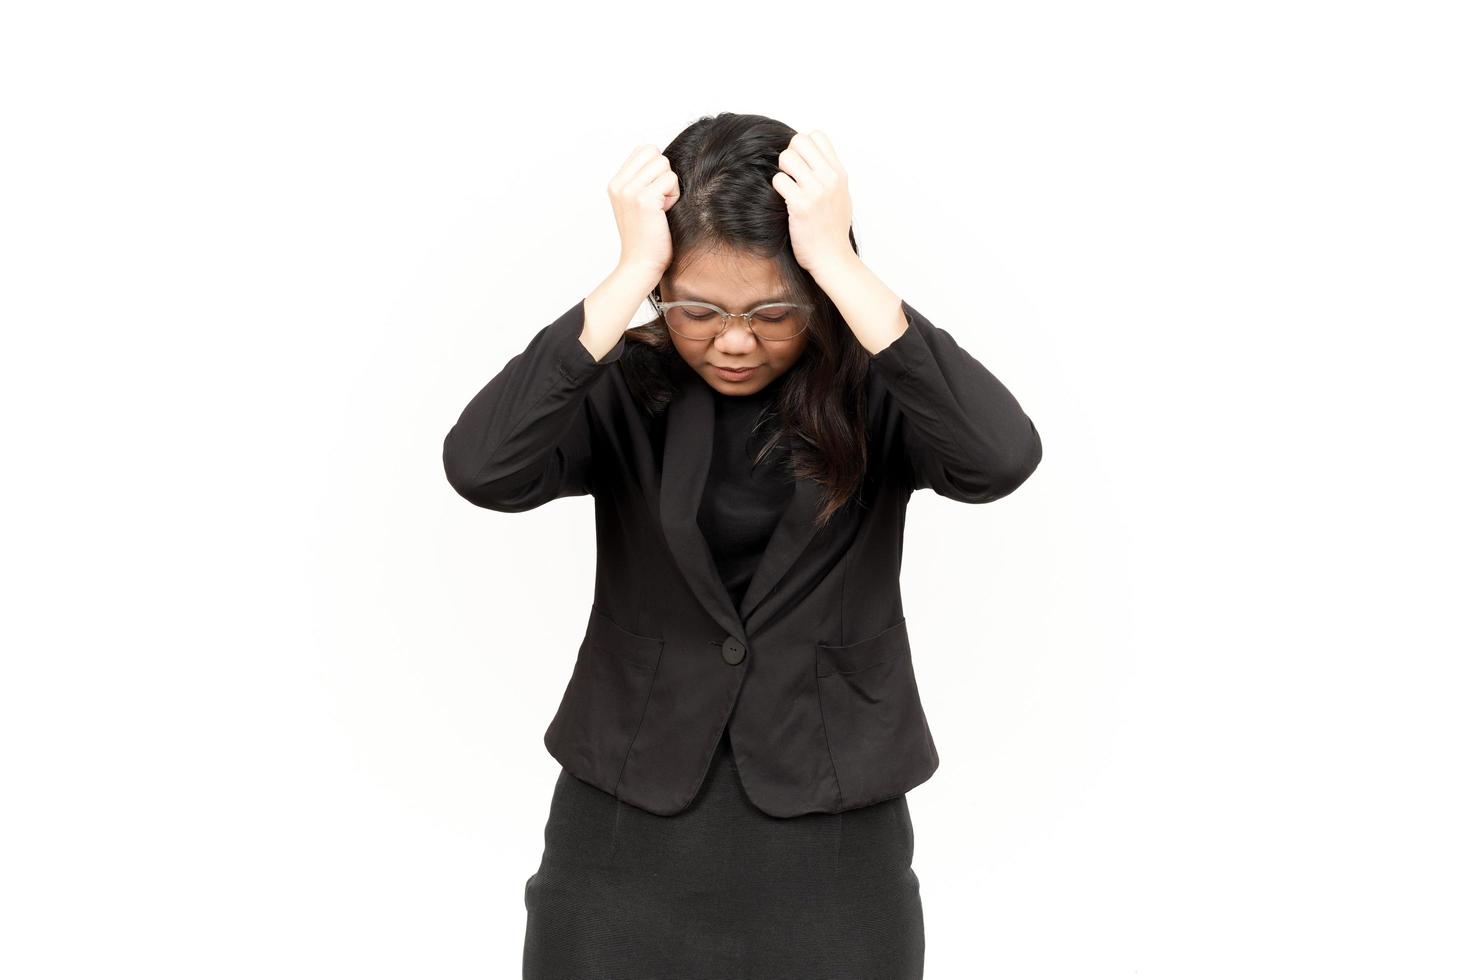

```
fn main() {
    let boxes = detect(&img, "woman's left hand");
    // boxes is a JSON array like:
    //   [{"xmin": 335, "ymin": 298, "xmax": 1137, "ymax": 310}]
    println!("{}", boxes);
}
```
[{"xmin": 772, "ymin": 131, "xmax": 858, "ymax": 276}]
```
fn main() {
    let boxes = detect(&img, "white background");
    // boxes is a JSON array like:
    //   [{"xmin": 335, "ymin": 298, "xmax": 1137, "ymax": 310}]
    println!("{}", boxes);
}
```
[{"xmin": 4, "ymin": 1, "xmax": 1466, "ymax": 977}]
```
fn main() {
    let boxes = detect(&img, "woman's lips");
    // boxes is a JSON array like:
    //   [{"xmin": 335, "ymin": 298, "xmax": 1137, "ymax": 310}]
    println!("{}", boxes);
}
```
[{"xmin": 714, "ymin": 365, "xmax": 757, "ymax": 380}]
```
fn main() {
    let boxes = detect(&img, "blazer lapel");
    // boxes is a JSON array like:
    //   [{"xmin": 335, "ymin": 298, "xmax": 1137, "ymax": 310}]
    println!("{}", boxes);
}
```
[
  {"xmin": 658, "ymin": 364, "xmax": 824, "ymax": 641},
  {"xmin": 737, "ymin": 462, "xmax": 822, "ymax": 631}
]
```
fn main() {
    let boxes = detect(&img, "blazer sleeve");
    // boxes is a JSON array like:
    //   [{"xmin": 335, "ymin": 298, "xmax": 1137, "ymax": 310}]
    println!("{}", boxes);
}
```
[
  {"xmin": 443, "ymin": 297, "xmax": 627, "ymax": 512},
  {"xmin": 867, "ymin": 299, "xmax": 1043, "ymax": 503}
]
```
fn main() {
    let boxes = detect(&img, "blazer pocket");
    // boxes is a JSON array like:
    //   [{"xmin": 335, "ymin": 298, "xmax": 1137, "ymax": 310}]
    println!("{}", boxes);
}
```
[
  {"xmin": 815, "ymin": 617, "xmax": 939, "ymax": 807},
  {"xmin": 542, "ymin": 606, "xmax": 665, "ymax": 792},
  {"xmin": 585, "ymin": 605, "xmax": 664, "ymax": 671},
  {"xmin": 815, "ymin": 617, "xmax": 910, "ymax": 677}
]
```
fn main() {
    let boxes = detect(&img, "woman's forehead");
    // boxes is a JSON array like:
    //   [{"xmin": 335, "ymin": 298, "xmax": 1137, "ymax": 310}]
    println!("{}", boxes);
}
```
[{"xmin": 669, "ymin": 251, "xmax": 785, "ymax": 304}]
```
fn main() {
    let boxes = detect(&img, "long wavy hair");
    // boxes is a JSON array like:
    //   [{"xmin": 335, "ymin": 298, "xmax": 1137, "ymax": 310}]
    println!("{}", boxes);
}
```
[{"xmin": 619, "ymin": 112, "xmax": 873, "ymax": 529}]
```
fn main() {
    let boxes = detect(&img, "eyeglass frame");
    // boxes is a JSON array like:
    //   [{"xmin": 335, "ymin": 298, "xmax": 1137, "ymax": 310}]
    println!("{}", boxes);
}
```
[{"xmin": 648, "ymin": 291, "xmax": 814, "ymax": 342}]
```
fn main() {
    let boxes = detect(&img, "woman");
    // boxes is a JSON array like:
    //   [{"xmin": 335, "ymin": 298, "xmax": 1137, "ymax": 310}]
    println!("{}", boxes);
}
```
[{"xmin": 442, "ymin": 113, "xmax": 1043, "ymax": 979}]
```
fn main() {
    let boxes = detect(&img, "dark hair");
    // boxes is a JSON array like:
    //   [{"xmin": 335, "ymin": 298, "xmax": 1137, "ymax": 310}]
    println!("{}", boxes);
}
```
[{"xmin": 619, "ymin": 112, "xmax": 871, "ymax": 529}]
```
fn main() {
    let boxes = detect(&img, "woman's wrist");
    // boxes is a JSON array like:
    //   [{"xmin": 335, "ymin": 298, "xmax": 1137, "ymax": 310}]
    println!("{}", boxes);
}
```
[
  {"xmin": 581, "ymin": 263, "xmax": 662, "ymax": 360},
  {"xmin": 612, "ymin": 259, "xmax": 665, "ymax": 294}
]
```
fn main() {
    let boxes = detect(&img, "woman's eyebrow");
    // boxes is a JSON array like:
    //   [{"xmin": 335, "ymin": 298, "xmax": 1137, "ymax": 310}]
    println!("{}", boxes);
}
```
[{"xmin": 673, "ymin": 293, "xmax": 794, "ymax": 306}]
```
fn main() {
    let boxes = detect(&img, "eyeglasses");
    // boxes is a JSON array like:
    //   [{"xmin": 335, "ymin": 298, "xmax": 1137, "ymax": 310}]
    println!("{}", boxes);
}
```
[{"xmin": 649, "ymin": 292, "xmax": 813, "ymax": 342}]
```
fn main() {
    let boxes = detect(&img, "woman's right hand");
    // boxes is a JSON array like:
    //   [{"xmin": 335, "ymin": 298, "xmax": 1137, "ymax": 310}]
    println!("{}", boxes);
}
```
[{"xmin": 608, "ymin": 145, "xmax": 680, "ymax": 286}]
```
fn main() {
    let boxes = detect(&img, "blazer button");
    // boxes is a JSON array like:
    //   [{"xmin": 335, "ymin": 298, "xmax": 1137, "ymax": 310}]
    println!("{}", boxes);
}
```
[{"xmin": 720, "ymin": 635, "xmax": 746, "ymax": 665}]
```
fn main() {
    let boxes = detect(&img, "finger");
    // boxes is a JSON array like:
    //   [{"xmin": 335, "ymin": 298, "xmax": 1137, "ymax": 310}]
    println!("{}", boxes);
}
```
[
  {"xmin": 629, "ymin": 152, "xmax": 673, "ymax": 193},
  {"xmin": 807, "ymin": 131, "xmax": 845, "ymax": 176},
  {"xmin": 789, "ymin": 133, "xmax": 839, "ymax": 185},
  {"xmin": 611, "ymin": 144, "xmax": 663, "ymax": 189},
  {"xmin": 652, "ymin": 169, "xmax": 680, "ymax": 208},
  {"xmin": 771, "ymin": 170, "xmax": 797, "ymax": 200},
  {"xmin": 777, "ymin": 145, "xmax": 819, "ymax": 189}
]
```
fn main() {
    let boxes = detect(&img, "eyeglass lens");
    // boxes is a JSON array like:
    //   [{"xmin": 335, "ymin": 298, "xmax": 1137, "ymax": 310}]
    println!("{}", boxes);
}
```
[{"xmin": 663, "ymin": 304, "xmax": 806, "ymax": 341}]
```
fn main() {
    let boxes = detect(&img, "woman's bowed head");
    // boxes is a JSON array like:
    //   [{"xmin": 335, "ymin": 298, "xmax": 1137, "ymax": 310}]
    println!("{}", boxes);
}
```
[
  {"xmin": 584, "ymin": 112, "xmax": 959, "ymax": 524},
  {"xmin": 599, "ymin": 116, "xmax": 909, "ymax": 398}
]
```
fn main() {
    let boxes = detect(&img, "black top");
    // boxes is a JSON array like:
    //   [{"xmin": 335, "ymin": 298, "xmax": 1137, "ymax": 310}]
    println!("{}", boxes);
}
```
[{"xmin": 696, "ymin": 375, "xmax": 794, "ymax": 613}]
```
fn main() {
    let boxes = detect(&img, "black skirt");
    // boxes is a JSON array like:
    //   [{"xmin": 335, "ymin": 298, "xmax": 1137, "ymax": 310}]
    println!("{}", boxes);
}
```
[{"xmin": 522, "ymin": 726, "xmax": 925, "ymax": 979}]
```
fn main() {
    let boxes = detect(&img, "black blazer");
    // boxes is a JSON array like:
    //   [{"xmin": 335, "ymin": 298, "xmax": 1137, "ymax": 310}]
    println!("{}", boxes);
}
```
[{"xmin": 443, "ymin": 296, "xmax": 1042, "ymax": 817}]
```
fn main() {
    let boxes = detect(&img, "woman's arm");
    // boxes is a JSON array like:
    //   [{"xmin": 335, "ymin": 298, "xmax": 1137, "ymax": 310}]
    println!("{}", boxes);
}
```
[
  {"xmin": 441, "ymin": 263, "xmax": 655, "ymax": 511},
  {"xmin": 810, "ymin": 251, "xmax": 1042, "ymax": 502},
  {"xmin": 441, "ymin": 297, "xmax": 617, "ymax": 511},
  {"xmin": 771, "ymin": 132, "xmax": 1042, "ymax": 503},
  {"xmin": 868, "ymin": 298, "xmax": 1044, "ymax": 503},
  {"xmin": 445, "ymin": 142, "xmax": 679, "ymax": 511}
]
